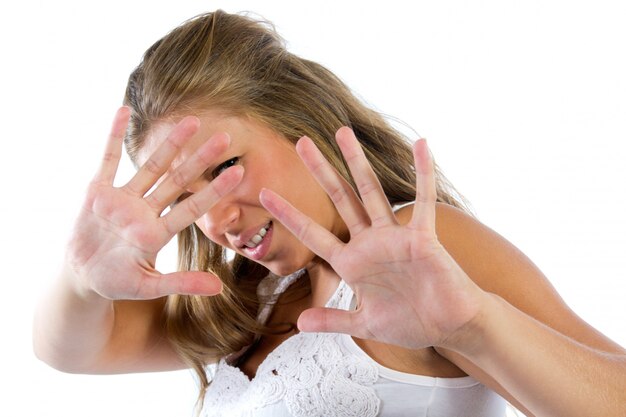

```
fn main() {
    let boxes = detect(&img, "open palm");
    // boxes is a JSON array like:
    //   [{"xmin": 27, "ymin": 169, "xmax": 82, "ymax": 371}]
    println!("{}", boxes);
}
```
[
  {"xmin": 67, "ymin": 108, "xmax": 241, "ymax": 300},
  {"xmin": 260, "ymin": 127, "xmax": 486, "ymax": 350}
]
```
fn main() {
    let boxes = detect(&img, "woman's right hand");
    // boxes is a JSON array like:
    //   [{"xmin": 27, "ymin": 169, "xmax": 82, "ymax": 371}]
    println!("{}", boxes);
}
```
[{"xmin": 66, "ymin": 107, "xmax": 243, "ymax": 301}]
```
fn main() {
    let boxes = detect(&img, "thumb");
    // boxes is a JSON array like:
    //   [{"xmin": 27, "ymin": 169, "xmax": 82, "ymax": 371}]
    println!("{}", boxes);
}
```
[
  {"xmin": 149, "ymin": 271, "xmax": 223, "ymax": 298},
  {"xmin": 297, "ymin": 307, "xmax": 358, "ymax": 336}
]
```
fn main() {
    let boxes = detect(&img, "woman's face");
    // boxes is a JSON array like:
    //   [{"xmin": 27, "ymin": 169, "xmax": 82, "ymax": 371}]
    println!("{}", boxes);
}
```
[{"xmin": 138, "ymin": 112, "xmax": 346, "ymax": 276}]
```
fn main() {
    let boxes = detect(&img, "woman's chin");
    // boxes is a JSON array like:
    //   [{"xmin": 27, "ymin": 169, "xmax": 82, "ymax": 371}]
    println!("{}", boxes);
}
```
[
  {"xmin": 257, "ymin": 249, "xmax": 317, "ymax": 277},
  {"xmin": 266, "ymin": 264, "xmax": 305, "ymax": 277},
  {"xmin": 262, "ymin": 256, "xmax": 311, "ymax": 277}
]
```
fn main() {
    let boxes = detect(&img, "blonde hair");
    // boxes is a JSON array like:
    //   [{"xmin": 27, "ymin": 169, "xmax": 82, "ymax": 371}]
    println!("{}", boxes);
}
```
[{"xmin": 123, "ymin": 9, "xmax": 470, "ymax": 403}]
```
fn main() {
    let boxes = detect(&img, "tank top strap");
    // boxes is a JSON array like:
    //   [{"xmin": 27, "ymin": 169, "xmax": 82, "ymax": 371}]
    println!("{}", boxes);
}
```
[
  {"xmin": 324, "ymin": 280, "xmax": 355, "ymax": 311},
  {"xmin": 226, "ymin": 268, "xmax": 306, "ymax": 365},
  {"xmin": 256, "ymin": 268, "xmax": 306, "ymax": 324}
]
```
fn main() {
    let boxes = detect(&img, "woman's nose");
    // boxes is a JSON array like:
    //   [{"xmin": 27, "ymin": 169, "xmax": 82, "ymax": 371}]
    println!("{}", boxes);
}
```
[{"xmin": 200, "ymin": 200, "xmax": 240, "ymax": 237}]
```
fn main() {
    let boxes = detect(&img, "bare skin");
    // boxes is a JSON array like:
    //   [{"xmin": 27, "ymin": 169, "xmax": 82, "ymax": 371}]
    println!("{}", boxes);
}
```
[
  {"xmin": 34, "ymin": 108, "xmax": 626, "ymax": 416},
  {"xmin": 33, "ymin": 108, "xmax": 241, "ymax": 373},
  {"xmin": 260, "ymin": 128, "xmax": 626, "ymax": 416}
]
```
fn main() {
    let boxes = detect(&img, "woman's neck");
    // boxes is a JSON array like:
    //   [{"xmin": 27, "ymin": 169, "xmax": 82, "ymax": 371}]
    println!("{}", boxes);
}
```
[{"xmin": 305, "ymin": 259, "xmax": 342, "ymax": 308}]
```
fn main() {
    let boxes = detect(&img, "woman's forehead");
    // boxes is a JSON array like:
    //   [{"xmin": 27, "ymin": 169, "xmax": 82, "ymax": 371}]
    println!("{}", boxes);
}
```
[{"xmin": 136, "ymin": 112, "xmax": 293, "ymax": 168}]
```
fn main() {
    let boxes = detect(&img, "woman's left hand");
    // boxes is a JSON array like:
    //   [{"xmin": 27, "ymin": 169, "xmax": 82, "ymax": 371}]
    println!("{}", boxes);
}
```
[{"xmin": 260, "ymin": 127, "xmax": 488, "ymax": 350}]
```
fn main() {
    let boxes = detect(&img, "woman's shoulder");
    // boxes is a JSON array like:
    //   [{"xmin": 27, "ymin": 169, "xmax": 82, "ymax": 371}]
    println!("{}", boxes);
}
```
[
  {"xmin": 396, "ymin": 201, "xmax": 623, "ymax": 353},
  {"xmin": 395, "ymin": 202, "xmax": 550, "ymax": 300}
]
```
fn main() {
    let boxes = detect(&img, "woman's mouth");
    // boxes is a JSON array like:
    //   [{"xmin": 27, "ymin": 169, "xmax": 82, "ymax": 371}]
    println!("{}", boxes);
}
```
[{"xmin": 242, "ymin": 221, "xmax": 273, "ymax": 261}]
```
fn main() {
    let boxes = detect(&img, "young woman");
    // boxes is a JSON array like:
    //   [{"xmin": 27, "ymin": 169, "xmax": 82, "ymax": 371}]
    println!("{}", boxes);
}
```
[{"xmin": 33, "ymin": 10, "xmax": 625, "ymax": 417}]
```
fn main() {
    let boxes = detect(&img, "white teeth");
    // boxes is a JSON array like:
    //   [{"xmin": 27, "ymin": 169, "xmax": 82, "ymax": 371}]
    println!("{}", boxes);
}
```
[{"xmin": 244, "ymin": 223, "xmax": 270, "ymax": 248}]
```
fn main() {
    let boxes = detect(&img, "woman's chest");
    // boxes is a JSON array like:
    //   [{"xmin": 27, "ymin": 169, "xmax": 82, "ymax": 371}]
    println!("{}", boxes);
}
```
[
  {"xmin": 238, "ymin": 287, "xmax": 466, "ymax": 380},
  {"xmin": 204, "ymin": 331, "xmax": 382, "ymax": 417},
  {"xmin": 239, "ymin": 331, "xmax": 297, "ymax": 379},
  {"xmin": 204, "ymin": 330, "xmax": 499, "ymax": 417},
  {"xmin": 237, "ymin": 331, "xmax": 466, "ymax": 381}
]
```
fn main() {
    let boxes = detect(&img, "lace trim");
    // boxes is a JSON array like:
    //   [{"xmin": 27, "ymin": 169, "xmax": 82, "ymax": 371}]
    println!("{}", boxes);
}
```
[
  {"xmin": 203, "ymin": 280, "xmax": 380, "ymax": 417},
  {"xmin": 202, "ymin": 332, "xmax": 380, "ymax": 417},
  {"xmin": 256, "ymin": 268, "xmax": 307, "ymax": 324}
]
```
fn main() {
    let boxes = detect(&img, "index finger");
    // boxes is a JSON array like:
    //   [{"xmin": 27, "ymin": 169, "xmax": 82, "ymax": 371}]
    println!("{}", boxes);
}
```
[
  {"xmin": 259, "ymin": 188, "xmax": 344, "ymax": 263},
  {"xmin": 92, "ymin": 107, "xmax": 130, "ymax": 185}
]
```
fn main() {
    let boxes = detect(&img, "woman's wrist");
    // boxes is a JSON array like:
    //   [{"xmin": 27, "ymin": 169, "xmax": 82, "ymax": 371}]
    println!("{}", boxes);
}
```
[
  {"xmin": 438, "ymin": 290, "xmax": 501, "ymax": 356},
  {"xmin": 60, "ymin": 260, "xmax": 109, "ymax": 305}
]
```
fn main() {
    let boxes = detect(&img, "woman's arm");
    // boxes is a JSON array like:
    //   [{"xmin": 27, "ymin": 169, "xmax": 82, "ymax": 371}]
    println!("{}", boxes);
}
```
[
  {"xmin": 260, "ymin": 127, "xmax": 626, "ymax": 417},
  {"xmin": 33, "ymin": 267, "xmax": 181, "ymax": 373},
  {"xmin": 33, "ymin": 108, "xmax": 238, "ymax": 374},
  {"xmin": 423, "ymin": 203, "xmax": 626, "ymax": 416},
  {"xmin": 448, "ymin": 291, "xmax": 625, "ymax": 417}
]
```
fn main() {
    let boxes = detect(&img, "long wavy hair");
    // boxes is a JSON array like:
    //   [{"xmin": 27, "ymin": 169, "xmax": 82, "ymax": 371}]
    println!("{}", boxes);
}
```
[{"xmin": 122, "ymin": 9, "xmax": 470, "ymax": 404}]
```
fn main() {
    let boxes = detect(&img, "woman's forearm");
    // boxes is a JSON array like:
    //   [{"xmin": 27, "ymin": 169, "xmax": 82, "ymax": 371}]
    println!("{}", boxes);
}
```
[
  {"xmin": 33, "ymin": 263, "xmax": 115, "ymax": 373},
  {"xmin": 447, "ymin": 293, "xmax": 626, "ymax": 417}
]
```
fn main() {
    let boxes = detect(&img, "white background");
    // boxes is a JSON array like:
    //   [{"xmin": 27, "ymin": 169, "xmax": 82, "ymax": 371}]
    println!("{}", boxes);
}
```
[{"xmin": 1, "ymin": 1, "xmax": 624, "ymax": 416}]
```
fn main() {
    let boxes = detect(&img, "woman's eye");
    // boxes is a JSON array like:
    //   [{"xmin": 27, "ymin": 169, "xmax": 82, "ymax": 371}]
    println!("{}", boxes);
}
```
[
  {"xmin": 173, "ymin": 191, "xmax": 192, "ymax": 206},
  {"xmin": 211, "ymin": 157, "xmax": 239, "ymax": 179}
]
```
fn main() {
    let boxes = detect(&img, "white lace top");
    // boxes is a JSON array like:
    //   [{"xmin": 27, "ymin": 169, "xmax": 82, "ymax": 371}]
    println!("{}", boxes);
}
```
[{"xmin": 201, "ymin": 274, "xmax": 506, "ymax": 417}]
